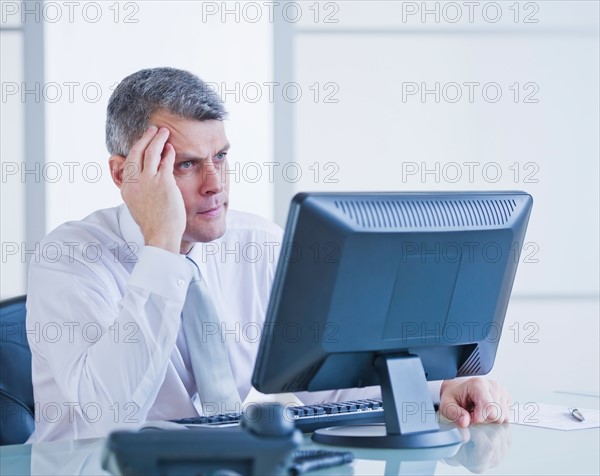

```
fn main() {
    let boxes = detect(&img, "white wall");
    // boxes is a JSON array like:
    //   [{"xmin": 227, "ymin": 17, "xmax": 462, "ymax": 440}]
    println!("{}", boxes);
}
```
[
  {"xmin": 0, "ymin": 29, "xmax": 26, "ymax": 299},
  {"xmin": 282, "ymin": 0, "xmax": 599, "ymax": 297}
]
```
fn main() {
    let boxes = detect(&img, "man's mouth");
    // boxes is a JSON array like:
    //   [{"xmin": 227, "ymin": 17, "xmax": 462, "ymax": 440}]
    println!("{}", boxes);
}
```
[{"xmin": 197, "ymin": 205, "xmax": 223, "ymax": 217}]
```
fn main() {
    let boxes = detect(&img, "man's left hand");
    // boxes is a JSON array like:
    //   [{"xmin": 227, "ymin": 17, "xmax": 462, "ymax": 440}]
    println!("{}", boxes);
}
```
[{"xmin": 439, "ymin": 378, "xmax": 511, "ymax": 428}]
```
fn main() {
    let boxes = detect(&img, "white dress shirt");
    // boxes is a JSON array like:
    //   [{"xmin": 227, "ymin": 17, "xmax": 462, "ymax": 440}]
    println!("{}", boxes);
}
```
[{"xmin": 26, "ymin": 204, "xmax": 441, "ymax": 442}]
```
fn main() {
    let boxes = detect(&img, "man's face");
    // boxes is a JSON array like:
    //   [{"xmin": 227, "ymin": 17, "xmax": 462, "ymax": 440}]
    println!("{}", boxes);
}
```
[{"xmin": 150, "ymin": 111, "xmax": 230, "ymax": 247}]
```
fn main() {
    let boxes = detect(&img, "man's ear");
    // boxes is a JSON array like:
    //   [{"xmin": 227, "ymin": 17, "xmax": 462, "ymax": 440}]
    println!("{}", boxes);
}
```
[{"xmin": 109, "ymin": 155, "xmax": 126, "ymax": 188}]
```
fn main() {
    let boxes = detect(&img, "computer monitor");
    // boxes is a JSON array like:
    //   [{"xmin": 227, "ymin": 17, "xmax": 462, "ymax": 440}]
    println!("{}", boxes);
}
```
[{"xmin": 252, "ymin": 191, "xmax": 533, "ymax": 449}]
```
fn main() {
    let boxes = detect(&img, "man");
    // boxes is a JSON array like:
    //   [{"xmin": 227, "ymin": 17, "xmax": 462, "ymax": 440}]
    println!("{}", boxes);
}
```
[{"xmin": 26, "ymin": 67, "xmax": 510, "ymax": 442}]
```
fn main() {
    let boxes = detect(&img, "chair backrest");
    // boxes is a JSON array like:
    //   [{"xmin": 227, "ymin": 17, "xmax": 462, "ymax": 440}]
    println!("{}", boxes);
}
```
[{"xmin": 0, "ymin": 295, "xmax": 35, "ymax": 445}]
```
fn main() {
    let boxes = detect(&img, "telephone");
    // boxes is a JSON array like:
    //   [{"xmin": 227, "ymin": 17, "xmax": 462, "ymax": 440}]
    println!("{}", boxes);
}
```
[{"xmin": 102, "ymin": 403, "xmax": 303, "ymax": 476}]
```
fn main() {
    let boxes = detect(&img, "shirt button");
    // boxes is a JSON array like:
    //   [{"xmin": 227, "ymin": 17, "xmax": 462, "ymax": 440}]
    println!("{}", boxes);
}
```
[{"xmin": 177, "ymin": 279, "xmax": 186, "ymax": 287}]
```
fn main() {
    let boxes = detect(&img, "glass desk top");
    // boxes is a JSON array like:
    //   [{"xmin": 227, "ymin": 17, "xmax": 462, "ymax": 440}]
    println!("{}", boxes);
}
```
[{"xmin": 2, "ymin": 391, "xmax": 598, "ymax": 476}]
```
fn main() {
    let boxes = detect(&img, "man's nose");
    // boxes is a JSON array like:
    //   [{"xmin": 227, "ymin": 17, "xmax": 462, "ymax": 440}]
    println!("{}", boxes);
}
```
[{"xmin": 199, "ymin": 161, "xmax": 224, "ymax": 195}]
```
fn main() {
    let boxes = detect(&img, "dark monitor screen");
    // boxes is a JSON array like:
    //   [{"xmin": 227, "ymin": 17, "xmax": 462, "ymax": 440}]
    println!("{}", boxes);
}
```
[{"xmin": 252, "ymin": 191, "xmax": 532, "ymax": 448}]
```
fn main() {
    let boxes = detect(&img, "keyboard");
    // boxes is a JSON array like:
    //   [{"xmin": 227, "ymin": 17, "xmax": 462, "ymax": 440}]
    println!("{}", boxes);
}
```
[{"xmin": 171, "ymin": 399, "xmax": 385, "ymax": 433}]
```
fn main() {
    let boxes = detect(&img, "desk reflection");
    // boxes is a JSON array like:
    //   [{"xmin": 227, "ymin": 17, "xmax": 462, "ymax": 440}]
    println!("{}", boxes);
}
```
[
  {"xmin": 26, "ymin": 424, "xmax": 511, "ymax": 475},
  {"xmin": 333, "ymin": 423, "xmax": 512, "ymax": 476},
  {"xmin": 445, "ymin": 424, "xmax": 512, "ymax": 474},
  {"xmin": 31, "ymin": 438, "xmax": 109, "ymax": 476}
]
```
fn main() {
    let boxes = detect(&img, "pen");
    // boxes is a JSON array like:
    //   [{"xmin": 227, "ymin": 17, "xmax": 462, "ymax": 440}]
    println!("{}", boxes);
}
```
[{"xmin": 569, "ymin": 408, "xmax": 585, "ymax": 422}]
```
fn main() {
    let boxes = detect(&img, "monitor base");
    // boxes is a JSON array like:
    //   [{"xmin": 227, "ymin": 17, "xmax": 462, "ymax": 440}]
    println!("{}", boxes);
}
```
[{"xmin": 312, "ymin": 423, "xmax": 463, "ymax": 449}]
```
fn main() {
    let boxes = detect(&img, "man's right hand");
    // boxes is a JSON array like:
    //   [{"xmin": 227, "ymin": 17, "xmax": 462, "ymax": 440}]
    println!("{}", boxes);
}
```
[{"xmin": 112, "ymin": 126, "xmax": 186, "ymax": 254}]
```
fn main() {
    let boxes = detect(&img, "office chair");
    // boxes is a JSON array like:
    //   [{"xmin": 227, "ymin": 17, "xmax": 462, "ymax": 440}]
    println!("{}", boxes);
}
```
[{"xmin": 0, "ymin": 295, "xmax": 35, "ymax": 445}]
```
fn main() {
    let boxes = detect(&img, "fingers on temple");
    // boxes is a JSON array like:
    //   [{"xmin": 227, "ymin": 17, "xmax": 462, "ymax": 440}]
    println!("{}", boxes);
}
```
[
  {"xmin": 143, "ymin": 127, "xmax": 171, "ymax": 175},
  {"xmin": 125, "ymin": 126, "xmax": 159, "ymax": 172},
  {"xmin": 158, "ymin": 143, "xmax": 176, "ymax": 174}
]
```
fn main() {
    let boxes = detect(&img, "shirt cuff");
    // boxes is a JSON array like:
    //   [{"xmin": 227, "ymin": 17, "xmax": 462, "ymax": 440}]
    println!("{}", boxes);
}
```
[
  {"xmin": 128, "ymin": 246, "xmax": 193, "ymax": 301},
  {"xmin": 429, "ymin": 380, "xmax": 443, "ymax": 406}
]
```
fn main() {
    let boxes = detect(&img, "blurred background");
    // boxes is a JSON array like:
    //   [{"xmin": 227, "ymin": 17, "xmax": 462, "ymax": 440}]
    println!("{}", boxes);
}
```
[{"xmin": 1, "ymin": 1, "xmax": 599, "ymax": 398}]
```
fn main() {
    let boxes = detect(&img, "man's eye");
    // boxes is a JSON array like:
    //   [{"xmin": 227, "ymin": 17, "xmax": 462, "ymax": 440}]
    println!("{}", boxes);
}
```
[
  {"xmin": 215, "ymin": 152, "xmax": 228, "ymax": 162},
  {"xmin": 179, "ymin": 161, "xmax": 193, "ymax": 169}
]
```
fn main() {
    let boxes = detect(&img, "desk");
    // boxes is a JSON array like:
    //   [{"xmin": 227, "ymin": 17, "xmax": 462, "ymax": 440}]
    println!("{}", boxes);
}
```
[
  {"xmin": 1, "ymin": 390, "xmax": 598, "ymax": 476},
  {"xmin": 2, "ymin": 298, "xmax": 599, "ymax": 475}
]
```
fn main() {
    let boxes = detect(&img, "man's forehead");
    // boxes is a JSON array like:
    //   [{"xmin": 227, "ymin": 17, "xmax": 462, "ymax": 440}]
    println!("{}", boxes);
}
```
[{"xmin": 149, "ymin": 111, "xmax": 228, "ymax": 151}]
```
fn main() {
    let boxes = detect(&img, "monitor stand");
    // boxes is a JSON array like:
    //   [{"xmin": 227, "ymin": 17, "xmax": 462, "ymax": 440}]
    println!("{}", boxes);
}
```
[{"xmin": 312, "ymin": 354, "xmax": 463, "ymax": 449}]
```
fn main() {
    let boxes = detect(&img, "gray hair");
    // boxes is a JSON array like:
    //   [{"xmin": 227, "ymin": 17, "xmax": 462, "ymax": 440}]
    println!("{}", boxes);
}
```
[{"xmin": 105, "ymin": 67, "xmax": 227, "ymax": 157}]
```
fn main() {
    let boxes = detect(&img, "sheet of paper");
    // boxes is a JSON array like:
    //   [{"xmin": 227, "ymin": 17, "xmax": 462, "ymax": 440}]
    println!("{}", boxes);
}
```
[{"xmin": 509, "ymin": 403, "xmax": 600, "ymax": 430}]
